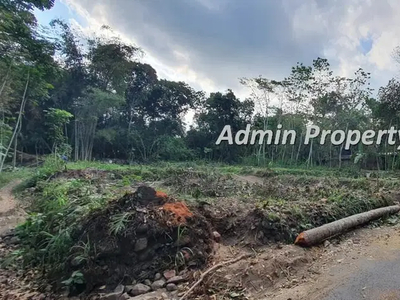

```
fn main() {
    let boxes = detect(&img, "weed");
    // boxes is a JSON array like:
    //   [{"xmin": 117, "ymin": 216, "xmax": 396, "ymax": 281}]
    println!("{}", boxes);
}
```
[
  {"xmin": 0, "ymin": 168, "xmax": 32, "ymax": 188},
  {"xmin": 109, "ymin": 212, "xmax": 135, "ymax": 236}
]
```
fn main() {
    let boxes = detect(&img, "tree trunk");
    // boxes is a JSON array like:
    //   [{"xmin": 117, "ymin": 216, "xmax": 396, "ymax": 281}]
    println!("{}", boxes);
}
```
[
  {"xmin": 294, "ymin": 205, "xmax": 400, "ymax": 247},
  {"xmin": 0, "ymin": 62, "xmax": 12, "ymax": 98},
  {"xmin": 306, "ymin": 139, "xmax": 313, "ymax": 168},
  {"xmin": 13, "ymin": 137, "xmax": 17, "ymax": 169},
  {"xmin": 296, "ymin": 133, "xmax": 303, "ymax": 164},
  {"xmin": 0, "ymin": 72, "xmax": 30, "ymax": 173},
  {"xmin": 74, "ymin": 119, "xmax": 78, "ymax": 161},
  {"xmin": 339, "ymin": 123, "xmax": 348, "ymax": 168}
]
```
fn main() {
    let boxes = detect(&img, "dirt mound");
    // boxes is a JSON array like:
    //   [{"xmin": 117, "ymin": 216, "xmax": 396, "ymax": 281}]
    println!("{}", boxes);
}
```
[{"xmin": 66, "ymin": 186, "xmax": 214, "ymax": 294}]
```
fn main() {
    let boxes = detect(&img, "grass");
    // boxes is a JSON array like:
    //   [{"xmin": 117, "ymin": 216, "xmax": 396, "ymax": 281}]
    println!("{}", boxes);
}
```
[
  {"xmin": 0, "ymin": 168, "xmax": 33, "ymax": 189},
  {"xmin": 5, "ymin": 157, "xmax": 400, "ymax": 284}
]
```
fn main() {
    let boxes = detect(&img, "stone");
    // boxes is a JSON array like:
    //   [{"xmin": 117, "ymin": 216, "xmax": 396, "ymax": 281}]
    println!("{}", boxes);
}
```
[
  {"xmin": 161, "ymin": 292, "xmax": 169, "ymax": 299},
  {"xmin": 151, "ymin": 279, "xmax": 166, "ymax": 290},
  {"xmin": 163, "ymin": 270, "xmax": 176, "ymax": 280},
  {"xmin": 213, "ymin": 231, "xmax": 221, "ymax": 242},
  {"xmin": 114, "ymin": 284, "xmax": 125, "ymax": 294},
  {"xmin": 99, "ymin": 292, "xmax": 122, "ymax": 300},
  {"xmin": 9, "ymin": 236, "xmax": 20, "ymax": 244},
  {"xmin": 124, "ymin": 285, "xmax": 134, "ymax": 294},
  {"xmin": 129, "ymin": 283, "xmax": 151, "ymax": 296},
  {"xmin": 166, "ymin": 276, "xmax": 185, "ymax": 284},
  {"xmin": 324, "ymin": 240, "xmax": 330, "ymax": 248},
  {"xmin": 134, "ymin": 238, "xmax": 148, "ymax": 252},
  {"xmin": 166, "ymin": 283, "xmax": 178, "ymax": 291},
  {"xmin": 119, "ymin": 293, "xmax": 130, "ymax": 300},
  {"xmin": 144, "ymin": 279, "xmax": 152, "ymax": 286},
  {"xmin": 154, "ymin": 273, "xmax": 162, "ymax": 281},
  {"xmin": 129, "ymin": 291, "xmax": 166, "ymax": 300}
]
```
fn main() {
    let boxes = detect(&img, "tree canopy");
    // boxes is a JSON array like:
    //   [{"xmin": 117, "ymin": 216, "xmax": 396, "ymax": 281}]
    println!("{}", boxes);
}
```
[{"xmin": 1, "ymin": 1, "xmax": 400, "ymax": 170}]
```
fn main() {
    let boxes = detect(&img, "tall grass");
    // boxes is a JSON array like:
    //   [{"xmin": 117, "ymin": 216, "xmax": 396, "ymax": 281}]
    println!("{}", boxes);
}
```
[{"xmin": 0, "ymin": 168, "xmax": 33, "ymax": 188}]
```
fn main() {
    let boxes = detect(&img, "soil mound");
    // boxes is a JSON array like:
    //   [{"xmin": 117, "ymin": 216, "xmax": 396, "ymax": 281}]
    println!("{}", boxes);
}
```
[{"xmin": 67, "ymin": 186, "xmax": 214, "ymax": 294}]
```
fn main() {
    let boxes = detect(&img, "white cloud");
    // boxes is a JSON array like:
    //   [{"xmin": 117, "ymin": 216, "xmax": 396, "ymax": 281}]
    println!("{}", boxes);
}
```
[{"xmin": 54, "ymin": 0, "xmax": 400, "ymax": 102}]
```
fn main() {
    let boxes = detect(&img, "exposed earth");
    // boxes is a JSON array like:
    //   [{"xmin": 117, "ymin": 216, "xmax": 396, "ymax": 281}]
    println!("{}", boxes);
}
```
[{"xmin": 1, "ymin": 175, "xmax": 400, "ymax": 300}]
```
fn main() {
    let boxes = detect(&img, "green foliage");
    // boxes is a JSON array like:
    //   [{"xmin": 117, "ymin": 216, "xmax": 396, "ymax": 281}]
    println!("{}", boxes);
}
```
[
  {"xmin": 109, "ymin": 212, "xmax": 134, "ymax": 236},
  {"xmin": 15, "ymin": 167, "xmax": 110, "ymax": 277},
  {"xmin": 0, "ymin": 168, "xmax": 32, "ymax": 188},
  {"xmin": 62, "ymin": 270, "xmax": 85, "ymax": 287},
  {"xmin": 44, "ymin": 108, "xmax": 73, "ymax": 149}
]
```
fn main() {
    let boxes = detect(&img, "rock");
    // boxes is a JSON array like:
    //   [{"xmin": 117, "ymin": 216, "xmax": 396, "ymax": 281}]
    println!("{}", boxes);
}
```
[
  {"xmin": 213, "ymin": 231, "xmax": 221, "ymax": 242},
  {"xmin": 163, "ymin": 270, "xmax": 176, "ymax": 280},
  {"xmin": 134, "ymin": 238, "xmax": 148, "ymax": 252},
  {"xmin": 99, "ymin": 289, "xmax": 124, "ymax": 300},
  {"xmin": 129, "ymin": 283, "xmax": 151, "ymax": 296},
  {"xmin": 161, "ymin": 292, "xmax": 169, "ymax": 299},
  {"xmin": 144, "ymin": 279, "xmax": 152, "ymax": 286},
  {"xmin": 124, "ymin": 285, "xmax": 134, "ymax": 294},
  {"xmin": 166, "ymin": 276, "xmax": 185, "ymax": 284},
  {"xmin": 9, "ymin": 236, "xmax": 20, "ymax": 244},
  {"xmin": 114, "ymin": 284, "xmax": 125, "ymax": 294},
  {"xmin": 120, "ymin": 293, "xmax": 130, "ymax": 300},
  {"xmin": 324, "ymin": 240, "xmax": 330, "ymax": 248},
  {"xmin": 129, "ymin": 291, "xmax": 167, "ymax": 300},
  {"xmin": 166, "ymin": 283, "xmax": 178, "ymax": 291},
  {"xmin": 151, "ymin": 279, "xmax": 166, "ymax": 290},
  {"xmin": 154, "ymin": 273, "xmax": 162, "ymax": 281}
]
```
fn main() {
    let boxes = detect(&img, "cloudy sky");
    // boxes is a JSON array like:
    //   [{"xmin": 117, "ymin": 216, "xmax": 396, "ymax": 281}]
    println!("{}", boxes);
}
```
[{"xmin": 35, "ymin": 0, "xmax": 400, "ymax": 102}]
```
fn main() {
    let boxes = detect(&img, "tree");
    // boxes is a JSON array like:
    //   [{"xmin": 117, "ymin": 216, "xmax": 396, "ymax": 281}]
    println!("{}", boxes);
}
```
[{"xmin": 44, "ymin": 108, "xmax": 73, "ymax": 155}]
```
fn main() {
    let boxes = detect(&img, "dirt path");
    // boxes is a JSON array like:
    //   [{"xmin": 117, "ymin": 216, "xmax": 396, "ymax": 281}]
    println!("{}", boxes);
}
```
[{"xmin": 0, "ymin": 180, "xmax": 25, "ymax": 236}]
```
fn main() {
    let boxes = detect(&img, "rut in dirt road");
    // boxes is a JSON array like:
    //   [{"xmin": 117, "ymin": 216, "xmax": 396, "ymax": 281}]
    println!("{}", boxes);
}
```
[{"xmin": 0, "ymin": 180, "xmax": 25, "ymax": 236}]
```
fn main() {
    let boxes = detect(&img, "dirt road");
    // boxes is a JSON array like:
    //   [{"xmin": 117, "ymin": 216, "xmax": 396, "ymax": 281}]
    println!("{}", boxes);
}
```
[
  {"xmin": 269, "ymin": 224, "xmax": 400, "ymax": 300},
  {"xmin": 0, "ymin": 180, "xmax": 25, "ymax": 235}
]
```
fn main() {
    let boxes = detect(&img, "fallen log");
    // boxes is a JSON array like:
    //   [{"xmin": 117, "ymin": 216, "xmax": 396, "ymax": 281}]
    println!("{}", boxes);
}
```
[{"xmin": 294, "ymin": 205, "xmax": 400, "ymax": 247}]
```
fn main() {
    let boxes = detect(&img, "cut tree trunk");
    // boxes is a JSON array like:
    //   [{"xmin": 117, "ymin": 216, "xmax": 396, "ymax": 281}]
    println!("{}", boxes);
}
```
[{"xmin": 294, "ymin": 205, "xmax": 400, "ymax": 247}]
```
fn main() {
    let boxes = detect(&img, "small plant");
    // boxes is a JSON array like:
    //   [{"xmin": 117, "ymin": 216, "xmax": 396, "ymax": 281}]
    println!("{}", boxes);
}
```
[
  {"xmin": 174, "ymin": 247, "xmax": 194, "ymax": 269},
  {"xmin": 62, "ymin": 270, "xmax": 85, "ymax": 286},
  {"xmin": 69, "ymin": 238, "xmax": 95, "ymax": 267},
  {"xmin": 109, "ymin": 212, "xmax": 134, "ymax": 236},
  {"xmin": 174, "ymin": 226, "xmax": 190, "ymax": 268},
  {"xmin": 62, "ymin": 270, "xmax": 85, "ymax": 295}
]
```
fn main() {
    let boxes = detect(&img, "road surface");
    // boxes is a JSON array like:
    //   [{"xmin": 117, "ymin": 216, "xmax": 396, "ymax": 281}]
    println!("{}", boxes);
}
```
[{"xmin": 270, "ymin": 223, "xmax": 400, "ymax": 300}]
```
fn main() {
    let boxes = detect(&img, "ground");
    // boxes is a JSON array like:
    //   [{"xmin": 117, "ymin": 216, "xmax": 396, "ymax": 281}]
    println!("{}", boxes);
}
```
[
  {"xmin": 0, "ymin": 180, "xmax": 25, "ymax": 236},
  {"xmin": 1, "ymin": 163, "xmax": 400, "ymax": 300},
  {"xmin": 266, "ymin": 225, "xmax": 400, "ymax": 300}
]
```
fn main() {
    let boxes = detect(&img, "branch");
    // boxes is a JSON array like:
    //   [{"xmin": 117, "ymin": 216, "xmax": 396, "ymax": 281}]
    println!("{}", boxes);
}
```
[{"xmin": 179, "ymin": 253, "xmax": 252, "ymax": 300}]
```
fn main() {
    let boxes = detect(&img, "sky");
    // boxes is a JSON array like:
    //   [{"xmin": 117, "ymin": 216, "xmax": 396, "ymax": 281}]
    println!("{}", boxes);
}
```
[{"xmin": 34, "ymin": 0, "xmax": 400, "ymax": 105}]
